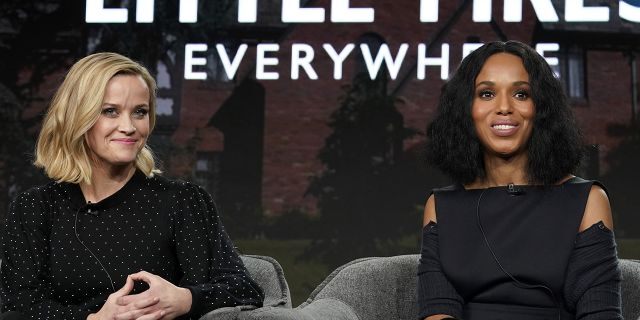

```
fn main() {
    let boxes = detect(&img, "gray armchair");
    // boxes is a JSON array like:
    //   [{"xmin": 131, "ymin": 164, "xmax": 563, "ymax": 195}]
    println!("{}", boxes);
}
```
[
  {"xmin": 235, "ymin": 255, "xmax": 640, "ymax": 320},
  {"xmin": 200, "ymin": 254, "xmax": 292, "ymax": 319}
]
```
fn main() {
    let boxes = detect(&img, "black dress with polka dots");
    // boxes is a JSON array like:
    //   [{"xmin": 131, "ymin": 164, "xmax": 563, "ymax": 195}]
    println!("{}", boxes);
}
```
[{"xmin": 1, "ymin": 170, "xmax": 264, "ymax": 319}]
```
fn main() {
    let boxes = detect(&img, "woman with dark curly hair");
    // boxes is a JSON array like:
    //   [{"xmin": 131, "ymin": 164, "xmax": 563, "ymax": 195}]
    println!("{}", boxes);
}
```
[{"xmin": 417, "ymin": 41, "xmax": 621, "ymax": 320}]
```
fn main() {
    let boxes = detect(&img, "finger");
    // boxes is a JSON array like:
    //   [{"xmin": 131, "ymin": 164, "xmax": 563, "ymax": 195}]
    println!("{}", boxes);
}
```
[
  {"xmin": 128, "ymin": 271, "xmax": 155, "ymax": 284},
  {"xmin": 115, "ymin": 276, "xmax": 135, "ymax": 297},
  {"xmin": 133, "ymin": 297, "xmax": 160, "ymax": 309},
  {"xmin": 115, "ymin": 304, "xmax": 160, "ymax": 320},
  {"xmin": 135, "ymin": 309, "xmax": 165, "ymax": 320},
  {"xmin": 117, "ymin": 292, "xmax": 148, "ymax": 306},
  {"xmin": 114, "ymin": 310, "xmax": 142, "ymax": 320}
]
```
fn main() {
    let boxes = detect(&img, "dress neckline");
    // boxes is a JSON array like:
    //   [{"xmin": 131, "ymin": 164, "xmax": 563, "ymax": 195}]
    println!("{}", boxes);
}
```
[
  {"xmin": 66, "ymin": 170, "xmax": 148, "ymax": 210},
  {"xmin": 458, "ymin": 176, "xmax": 582, "ymax": 191}
]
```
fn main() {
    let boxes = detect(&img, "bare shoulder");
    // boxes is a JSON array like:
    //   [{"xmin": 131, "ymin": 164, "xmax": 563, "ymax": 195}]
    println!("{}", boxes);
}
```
[
  {"xmin": 579, "ymin": 184, "xmax": 613, "ymax": 232},
  {"xmin": 423, "ymin": 194, "xmax": 437, "ymax": 226}
]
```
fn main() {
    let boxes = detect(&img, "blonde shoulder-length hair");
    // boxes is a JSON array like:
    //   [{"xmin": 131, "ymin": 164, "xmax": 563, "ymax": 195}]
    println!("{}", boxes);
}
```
[{"xmin": 35, "ymin": 52, "xmax": 160, "ymax": 184}]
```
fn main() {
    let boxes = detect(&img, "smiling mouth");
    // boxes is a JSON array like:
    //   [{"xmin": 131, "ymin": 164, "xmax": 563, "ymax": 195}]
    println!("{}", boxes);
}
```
[
  {"xmin": 490, "ymin": 123, "xmax": 519, "ymax": 137},
  {"xmin": 112, "ymin": 139, "xmax": 137, "ymax": 144},
  {"xmin": 492, "ymin": 124, "xmax": 517, "ymax": 130}
]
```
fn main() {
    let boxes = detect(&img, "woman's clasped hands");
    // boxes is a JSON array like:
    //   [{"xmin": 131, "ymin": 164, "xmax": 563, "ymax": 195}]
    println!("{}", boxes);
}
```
[{"xmin": 88, "ymin": 271, "xmax": 193, "ymax": 320}]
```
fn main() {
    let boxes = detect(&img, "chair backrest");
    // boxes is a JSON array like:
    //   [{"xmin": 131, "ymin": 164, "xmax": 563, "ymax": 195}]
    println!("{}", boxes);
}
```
[
  {"xmin": 241, "ymin": 254, "xmax": 292, "ymax": 308},
  {"xmin": 620, "ymin": 259, "xmax": 640, "ymax": 320},
  {"xmin": 302, "ymin": 255, "xmax": 640, "ymax": 320},
  {"xmin": 301, "ymin": 255, "xmax": 419, "ymax": 320}
]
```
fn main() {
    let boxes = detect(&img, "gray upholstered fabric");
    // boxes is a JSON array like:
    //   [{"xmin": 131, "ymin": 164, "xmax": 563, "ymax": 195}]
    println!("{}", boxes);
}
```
[
  {"xmin": 241, "ymin": 254, "xmax": 292, "ymax": 308},
  {"xmin": 200, "ymin": 254, "xmax": 291, "ymax": 320},
  {"xmin": 239, "ymin": 299, "xmax": 358, "ymax": 320},
  {"xmin": 300, "ymin": 255, "xmax": 418, "ymax": 320},
  {"xmin": 200, "ymin": 306, "xmax": 242, "ymax": 320},
  {"xmin": 621, "ymin": 259, "xmax": 640, "ymax": 320}
]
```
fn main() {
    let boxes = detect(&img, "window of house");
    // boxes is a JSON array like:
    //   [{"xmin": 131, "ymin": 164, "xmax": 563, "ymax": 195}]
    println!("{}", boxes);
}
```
[
  {"xmin": 193, "ymin": 151, "xmax": 221, "ymax": 199},
  {"xmin": 156, "ymin": 53, "xmax": 179, "ymax": 117},
  {"xmin": 551, "ymin": 45, "xmax": 586, "ymax": 100}
]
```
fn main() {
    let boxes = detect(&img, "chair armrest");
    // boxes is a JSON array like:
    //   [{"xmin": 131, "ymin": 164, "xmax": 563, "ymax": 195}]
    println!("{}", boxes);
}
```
[
  {"xmin": 237, "ymin": 299, "xmax": 359, "ymax": 320},
  {"xmin": 241, "ymin": 254, "xmax": 292, "ymax": 308},
  {"xmin": 621, "ymin": 259, "xmax": 640, "ymax": 320},
  {"xmin": 199, "ymin": 306, "xmax": 241, "ymax": 320}
]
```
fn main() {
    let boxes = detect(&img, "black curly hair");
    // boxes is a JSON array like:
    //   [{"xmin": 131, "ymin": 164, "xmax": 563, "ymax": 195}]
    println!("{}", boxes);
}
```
[{"xmin": 425, "ymin": 40, "xmax": 584, "ymax": 185}]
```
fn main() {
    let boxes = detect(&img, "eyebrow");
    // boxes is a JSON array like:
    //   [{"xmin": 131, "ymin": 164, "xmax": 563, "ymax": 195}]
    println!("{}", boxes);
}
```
[
  {"xmin": 475, "ymin": 80, "xmax": 531, "ymax": 88},
  {"xmin": 101, "ymin": 103, "xmax": 150, "ymax": 108}
]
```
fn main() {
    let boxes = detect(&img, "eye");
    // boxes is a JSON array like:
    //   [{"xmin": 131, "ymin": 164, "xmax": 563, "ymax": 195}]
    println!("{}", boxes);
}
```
[
  {"xmin": 101, "ymin": 107, "xmax": 118, "ymax": 118},
  {"xmin": 513, "ymin": 89, "xmax": 530, "ymax": 100},
  {"xmin": 478, "ymin": 90, "xmax": 494, "ymax": 100},
  {"xmin": 133, "ymin": 107, "xmax": 149, "ymax": 119}
]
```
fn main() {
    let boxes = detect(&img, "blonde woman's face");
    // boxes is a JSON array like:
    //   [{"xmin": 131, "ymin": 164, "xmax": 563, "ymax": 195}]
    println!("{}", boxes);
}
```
[{"xmin": 85, "ymin": 74, "xmax": 150, "ymax": 171}]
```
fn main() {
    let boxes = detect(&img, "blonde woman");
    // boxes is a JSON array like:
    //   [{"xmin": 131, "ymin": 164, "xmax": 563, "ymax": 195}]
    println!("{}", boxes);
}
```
[{"xmin": 0, "ymin": 53, "xmax": 263, "ymax": 320}]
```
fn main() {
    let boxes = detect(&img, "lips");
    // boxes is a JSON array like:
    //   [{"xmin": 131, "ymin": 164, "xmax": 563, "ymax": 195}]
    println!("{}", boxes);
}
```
[
  {"xmin": 490, "ymin": 120, "xmax": 519, "ymax": 137},
  {"xmin": 111, "ymin": 138, "xmax": 138, "ymax": 145}
]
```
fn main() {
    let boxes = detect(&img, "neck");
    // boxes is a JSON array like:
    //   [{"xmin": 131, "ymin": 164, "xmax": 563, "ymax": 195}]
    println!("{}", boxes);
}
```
[
  {"xmin": 79, "ymin": 164, "xmax": 136, "ymax": 203},
  {"xmin": 468, "ymin": 152, "xmax": 529, "ymax": 189}
]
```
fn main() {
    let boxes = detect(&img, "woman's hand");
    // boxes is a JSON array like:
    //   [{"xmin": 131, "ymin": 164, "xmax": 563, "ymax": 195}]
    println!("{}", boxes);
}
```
[
  {"xmin": 87, "ymin": 276, "xmax": 162, "ymax": 320},
  {"xmin": 115, "ymin": 271, "xmax": 192, "ymax": 320}
]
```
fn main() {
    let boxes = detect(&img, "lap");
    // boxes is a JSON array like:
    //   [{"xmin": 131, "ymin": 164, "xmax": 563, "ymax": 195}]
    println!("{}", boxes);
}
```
[{"xmin": 0, "ymin": 311, "xmax": 26, "ymax": 320}]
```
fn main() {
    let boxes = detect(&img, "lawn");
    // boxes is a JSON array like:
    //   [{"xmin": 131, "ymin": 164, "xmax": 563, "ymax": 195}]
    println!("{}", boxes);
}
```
[{"xmin": 618, "ymin": 238, "xmax": 640, "ymax": 260}]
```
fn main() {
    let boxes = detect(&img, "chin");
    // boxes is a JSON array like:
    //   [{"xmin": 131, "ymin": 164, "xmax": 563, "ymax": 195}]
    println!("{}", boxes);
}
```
[
  {"xmin": 494, "ymin": 147, "xmax": 526, "ymax": 159},
  {"xmin": 109, "ymin": 156, "xmax": 137, "ymax": 167},
  {"xmin": 496, "ymin": 153, "xmax": 516, "ymax": 160},
  {"xmin": 489, "ymin": 142, "xmax": 521, "ymax": 153}
]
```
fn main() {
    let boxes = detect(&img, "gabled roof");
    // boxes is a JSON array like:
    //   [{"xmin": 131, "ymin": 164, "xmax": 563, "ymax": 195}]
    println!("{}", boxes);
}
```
[{"xmin": 535, "ymin": 1, "xmax": 640, "ymax": 49}]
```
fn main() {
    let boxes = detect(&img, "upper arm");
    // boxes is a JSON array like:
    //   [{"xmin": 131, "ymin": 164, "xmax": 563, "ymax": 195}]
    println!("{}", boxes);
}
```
[
  {"xmin": 174, "ymin": 183, "xmax": 242, "ymax": 271},
  {"xmin": 579, "ymin": 185, "xmax": 613, "ymax": 232},
  {"xmin": 423, "ymin": 194, "xmax": 437, "ymax": 227},
  {"xmin": 3, "ymin": 192, "xmax": 50, "ymax": 273},
  {"xmin": 1, "ymin": 190, "xmax": 74, "ymax": 316}
]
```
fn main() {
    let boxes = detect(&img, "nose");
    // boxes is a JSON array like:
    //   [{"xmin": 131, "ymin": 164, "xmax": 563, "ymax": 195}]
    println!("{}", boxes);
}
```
[
  {"xmin": 118, "ymin": 115, "xmax": 136, "ymax": 135},
  {"xmin": 496, "ymin": 91, "xmax": 513, "ymax": 115}
]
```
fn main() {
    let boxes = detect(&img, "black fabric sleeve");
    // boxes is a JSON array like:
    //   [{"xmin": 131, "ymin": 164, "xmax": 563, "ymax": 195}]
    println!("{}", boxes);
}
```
[
  {"xmin": 564, "ymin": 221, "xmax": 622, "ymax": 320},
  {"xmin": 0, "ymin": 190, "xmax": 102, "ymax": 320},
  {"xmin": 417, "ymin": 222, "xmax": 463, "ymax": 319},
  {"xmin": 173, "ymin": 184, "xmax": 264, "ymax": 319}
]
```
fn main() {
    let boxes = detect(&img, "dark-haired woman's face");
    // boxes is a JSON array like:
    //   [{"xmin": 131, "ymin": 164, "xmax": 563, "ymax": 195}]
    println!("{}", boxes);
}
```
[{"xmin": 472, "ymin": 53, "xmax": 535, "ymax": 159}]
